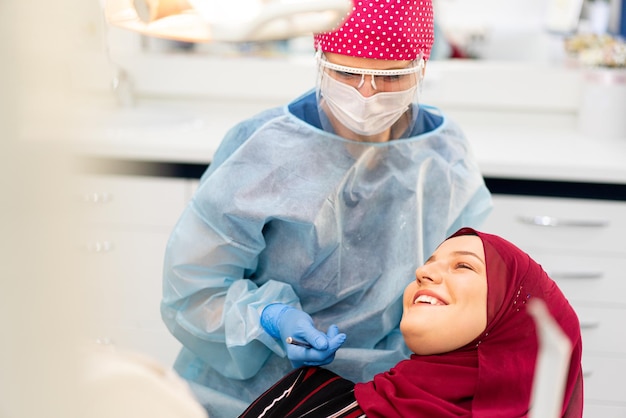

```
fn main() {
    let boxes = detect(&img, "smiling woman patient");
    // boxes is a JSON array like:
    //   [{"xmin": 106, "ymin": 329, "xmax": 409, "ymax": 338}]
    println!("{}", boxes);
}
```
[
  {"xmin": 400, "ymin": 233, "xmax": 487, "ymax": 357},
  {"xmin": 238, "ymin": 228, "xmax": 584, "ymax": 418}
]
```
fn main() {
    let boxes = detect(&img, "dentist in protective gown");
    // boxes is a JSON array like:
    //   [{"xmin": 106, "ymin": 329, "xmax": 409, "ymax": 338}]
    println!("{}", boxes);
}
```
[{"xmin": 161, "ymin": 1, "xmax": 492, "ymax": 416}]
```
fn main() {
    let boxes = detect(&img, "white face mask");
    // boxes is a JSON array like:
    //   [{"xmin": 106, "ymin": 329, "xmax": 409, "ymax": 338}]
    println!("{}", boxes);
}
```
[{"xmin": 320, "ymin": 73, "xmax": 418, "ymax": 136}]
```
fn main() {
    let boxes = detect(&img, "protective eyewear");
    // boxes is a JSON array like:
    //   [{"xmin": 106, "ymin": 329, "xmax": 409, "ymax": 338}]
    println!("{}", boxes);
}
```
[{"xmin": 317, "ymin": 51, "xmax": 424, "ymax": 91}]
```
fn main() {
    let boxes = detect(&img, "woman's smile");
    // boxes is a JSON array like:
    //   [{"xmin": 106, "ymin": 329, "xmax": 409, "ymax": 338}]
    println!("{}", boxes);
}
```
[{"xmin": 411, "ymin": 290, "xmax": 447, "ymax": 306}]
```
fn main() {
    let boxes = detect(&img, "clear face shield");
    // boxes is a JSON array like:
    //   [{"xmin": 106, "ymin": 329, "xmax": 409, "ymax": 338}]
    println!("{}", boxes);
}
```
[{"xmin": 315, "ymin": 51, "xmax": 425, "ymax": 140}]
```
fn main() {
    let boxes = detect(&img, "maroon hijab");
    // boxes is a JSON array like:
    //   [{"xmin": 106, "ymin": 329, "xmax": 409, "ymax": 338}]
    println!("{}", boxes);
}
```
[{"xmin": 355, "ymin": 228, "xmax": 583, "ymax": 417}]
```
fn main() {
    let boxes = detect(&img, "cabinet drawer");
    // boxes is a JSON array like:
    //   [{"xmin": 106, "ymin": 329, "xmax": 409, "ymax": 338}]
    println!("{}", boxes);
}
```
[
  {"xmin": 525, "ymin": 252, "xmax": 626, "ymax": 306},
  {"xmin": 583, "ymin": 402, "xmax": 626, "ymax": 418},
  {"xmin": 80, "ymin": 227, "xmax": 171, "ymax": 328},
  {"xmin": 85, "ymin": 324, "xmax": 182, "ymax": 368},
  {"xmin": 78, "ymin": 174, "xmax": 188, "ymax": 227},
  {"xmin": 482, "ymin": 196, "xmax": 626, "ymax": 254},
  {"xmin": 582, "ymin": 354, "xmax": 626, "ymax": 404},
  {"xmin": 576, "ymin": 306, "xmax": 626, "ymax": 356}
]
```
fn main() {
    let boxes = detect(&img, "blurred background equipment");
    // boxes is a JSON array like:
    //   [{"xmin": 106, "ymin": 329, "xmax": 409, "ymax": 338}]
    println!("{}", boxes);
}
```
[{"xmin": 103, "ymin": 0, "xmax": 352, "ymax": 43}]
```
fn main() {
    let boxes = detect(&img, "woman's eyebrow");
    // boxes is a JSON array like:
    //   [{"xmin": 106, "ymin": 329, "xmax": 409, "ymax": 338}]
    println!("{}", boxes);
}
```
[
  {"xmin": 452, "ymin": 251, "xmax": 485, "ymax": 265},
  {"xmin": 424, "ymin": 250, "xmax": 485, "ymax": 265}
]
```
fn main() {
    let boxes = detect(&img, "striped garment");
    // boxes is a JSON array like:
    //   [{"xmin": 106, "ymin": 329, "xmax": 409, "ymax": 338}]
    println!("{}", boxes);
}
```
[{"xmin": 238, "ymin": 367, "xmax": 365, "ymax": 418}]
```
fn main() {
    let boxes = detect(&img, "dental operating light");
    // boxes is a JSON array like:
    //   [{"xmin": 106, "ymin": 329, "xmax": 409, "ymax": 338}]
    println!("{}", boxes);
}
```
[{"xmin": 103, "ymin": 0, "xmax": 352, "ymax": 43}]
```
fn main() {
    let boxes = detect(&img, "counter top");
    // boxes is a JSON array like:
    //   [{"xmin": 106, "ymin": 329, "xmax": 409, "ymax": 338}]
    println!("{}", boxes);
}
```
[
  {"xmin": 20, "ymin": 57, "xmax": 626, "ymax": 186},
  {"xmin": 29, "ymin": 98, "xmax": 625, "ymax": 186},
  {"xmin": 449, "ymin": 109, "xmax": 626, "ymax": 185}
]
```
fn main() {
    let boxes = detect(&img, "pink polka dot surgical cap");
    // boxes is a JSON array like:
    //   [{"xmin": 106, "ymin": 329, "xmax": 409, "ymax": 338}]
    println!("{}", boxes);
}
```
[{"xmin": 314, "ymin": 0, "xmax": 435, "ymax": 61}]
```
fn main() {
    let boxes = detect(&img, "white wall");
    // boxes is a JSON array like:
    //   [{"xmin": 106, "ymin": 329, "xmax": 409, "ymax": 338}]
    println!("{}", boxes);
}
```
[
  {"xmin": 435, "ymin": 0, "xmax": 548, "ymax": 31},
  {"xmin": 435, "ymin": 0, "xmax": 555, "ymax": 61}
]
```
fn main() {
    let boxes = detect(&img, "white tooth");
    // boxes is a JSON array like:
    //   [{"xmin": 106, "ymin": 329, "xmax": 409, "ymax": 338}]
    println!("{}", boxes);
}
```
[
  {"xmin": 414, "ymin": 295, "xmax": 442, "ymax": 305},
  {"xmin": 415, "ymin": 295, "xmax": 435, "ymax": 304}
]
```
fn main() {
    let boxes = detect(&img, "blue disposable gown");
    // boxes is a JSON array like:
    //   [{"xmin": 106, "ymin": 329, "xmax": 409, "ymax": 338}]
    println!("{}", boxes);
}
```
[{"xmin": 161, "ymin": 91, "xmax": 492, "ymax": 418}]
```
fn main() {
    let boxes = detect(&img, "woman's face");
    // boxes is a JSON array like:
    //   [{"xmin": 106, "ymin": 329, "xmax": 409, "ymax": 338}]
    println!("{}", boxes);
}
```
[
  {"xmin": 400, "ymin": 235, "xmax": 487, "ymax": 355},
  {"xmin": 317, "ymin": 52, "xmax": 425, "ymax": 142},
  {"xmin": 323, "ymin": 52, "xmax": 420, "ymax": 97}
]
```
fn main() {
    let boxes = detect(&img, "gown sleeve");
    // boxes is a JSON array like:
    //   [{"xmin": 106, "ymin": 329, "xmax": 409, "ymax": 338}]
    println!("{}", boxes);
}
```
[{"xmin": 160, "ymin": 116, "xmax": 301, "ymax": 381}]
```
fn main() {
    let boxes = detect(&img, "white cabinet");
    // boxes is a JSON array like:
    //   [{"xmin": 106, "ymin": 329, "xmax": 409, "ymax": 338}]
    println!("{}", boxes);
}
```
[
  {"xmin": 77, "ymin": 174, "xmax": 196, "ymax": 366},
  {"xmin": 481, "ymin": 195, "xmax": 626, "ymax": 416}
]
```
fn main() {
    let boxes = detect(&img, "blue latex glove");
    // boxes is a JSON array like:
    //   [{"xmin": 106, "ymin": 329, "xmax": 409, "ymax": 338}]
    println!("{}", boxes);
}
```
[{"xmin": 261, "ymin": 303, "xmax": 346, "ymax": 368}]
